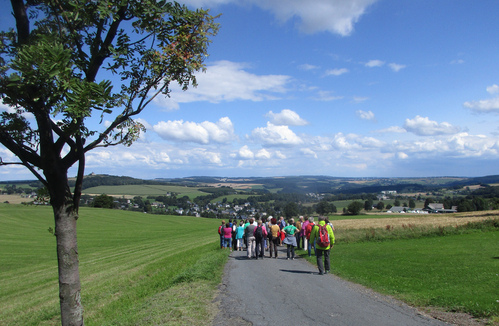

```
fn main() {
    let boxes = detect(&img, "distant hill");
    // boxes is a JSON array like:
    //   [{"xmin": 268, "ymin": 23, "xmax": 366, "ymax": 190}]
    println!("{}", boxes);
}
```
[{"xmin": 3, "ymin": 174, "xmax": 499, "ymax": 195}]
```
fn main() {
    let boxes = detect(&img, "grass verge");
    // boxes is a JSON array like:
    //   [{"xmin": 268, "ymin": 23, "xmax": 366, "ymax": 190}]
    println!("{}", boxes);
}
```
[{"xmin": 0, "ymin": 203, "xmax": 228, "ymax": 325}]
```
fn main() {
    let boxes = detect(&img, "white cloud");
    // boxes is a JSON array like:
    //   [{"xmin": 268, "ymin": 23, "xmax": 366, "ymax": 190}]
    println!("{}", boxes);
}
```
[
  {"xmin": 300, "ymin": 148, "xmax": 318, "ymax": 159},
  {"xmin": 403, "ymin": 116, "xmax": 461, "ymax": 136},
  {"xmin": 325, "ymin": 68, "xmax": 349, "ymax": 76},
  {"xmin": 388, "ymin": 63, "xmax": 406, "ymax": 72},
  {"xmin": 355, "ymin": 110, "xmax": 376, "ymax": 122},
  {"xmin": 155, "ymin": 61, "xmax": 292, "ymax": 110},
  {"xmin": 299, "ymin": 64, "xmax": 319, "ymax": 70},
  {"xmin": 244, "ymin": 0, "xmax": 379, "ymax": 36},
  {"xmin": 353, "ymin": 96, "xmax": 369, "ymax": 103},
  {"xmin": 487, "ymin": 84, "xmax": 499, "ymax": 94},
  {"xmin": 450, "ymin": 59, "xmax": 464, "ymax": 64},
  {"xmin": 463, "ymin": 96, "xmax": 499, "ymax": 114},
  {"xmin": 256, "ymin": 148, "xmax": 271, "ymax": 159},
  {"xmin": 365, "ymin": 60, "xmax": 385, "ymax": 67},
  {"xmin": 275, "ymin": 151, "xmax": 287, "ymax": 159},
  {"xmin": 266, "ymin": 109, "xmax": 309, "ymax": 126},
  {"xmin": 397, "ymin": 152, "xmax": 409, "ymax": 159},
  {"xmin": 250, "ymin": 122, "xmax": 303, "ymax": 146},
  {"xmin": 373, "ymin": 126, "xmax": 407, "ymax": 133},
  {"xmin": 153, "ymin": 117, "xmax": 236, "ymax": 144},
  {"xmin": 315, "ymin": 91, "xmax": 344, "ymax": 101},
  {"xmin": 238, "ymin": 145, "xmax": 254, "ymax": 159}
]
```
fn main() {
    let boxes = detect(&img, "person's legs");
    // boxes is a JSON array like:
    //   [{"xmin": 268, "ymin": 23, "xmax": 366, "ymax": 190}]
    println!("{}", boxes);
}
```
[
  {"xmin": 307, "ymin": 239, "xmax": 311, "ymax": 256},
  {"xmin": 220, "ymin": 235, "xmax": 223, "ymax": 249},
  {"xmin": 287, "ymin": 244, "xmax": 291, "ymax": 259},
  {"xmin": 259, "ymin": 239, "xmax": 265, "ymax": 258},
  {"xmin": 255, "ymin": 239, "xmax": 260, "ymax": 258},
  {"xmin": 316, "ymin": 249, "xmax": 324, "ymax": 274},
  {"xmin": 249, "ymin": 237, "xmax": 256, "ymax": 258},
  {"xmin": 295, "ymin": 234, "xmax": 300, "ymax": 250},
  {"xmin": 324, "ymin": 248, "xmax": 331, "ymax": 273},
  {"xmin": 291, "ymin": 245, "xmax": 295, "ymax": 259},
  {"xmin": 271, "ymin": 238, "xmax": 278, "ymax": 257}
]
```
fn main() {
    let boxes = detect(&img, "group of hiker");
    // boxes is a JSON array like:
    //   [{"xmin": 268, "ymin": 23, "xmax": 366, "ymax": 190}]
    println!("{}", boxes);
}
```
[{"xmin": 218, "ymin": 215, "xmax": 335, "ymax": 275}]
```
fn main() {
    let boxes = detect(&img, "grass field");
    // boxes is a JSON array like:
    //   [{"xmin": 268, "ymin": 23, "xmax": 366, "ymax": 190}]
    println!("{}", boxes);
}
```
[
  {"xmin": 81, "ymin": 184, "xmax": 209, "ymax": 199},
  {"xmin": 299, "ymin": 213, "xmax": 499, "ymax": 321},
  {"xmin": 0, "ymin": 204, "xmax": 227, "ymax": 325},
  {"xmin": 328, "ymin": 231, "xmax": 499, "ymax": 318}
]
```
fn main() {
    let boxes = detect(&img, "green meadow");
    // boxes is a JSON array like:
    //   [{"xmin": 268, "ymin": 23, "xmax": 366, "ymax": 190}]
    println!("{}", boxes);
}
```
[
  {"xmin": 300, "ymin": 223, "xmax": 499, "ymax": 320},
  {"xmin": 0, "ymin": 204, "xmax": 227, "ymax": 325},
  {"xmin": 81, "ymin": 184, "xmax": 209, "ymax": 199}
]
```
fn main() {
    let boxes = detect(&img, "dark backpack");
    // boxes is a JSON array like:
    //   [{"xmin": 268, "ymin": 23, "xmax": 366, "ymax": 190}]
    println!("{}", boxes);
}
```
[
  {"xmin": 255, "ymin": 225, "xmax": 263, "ymax": 240},
  {"xmin": 316, "ymin": 224, "xmax": 330, "ymax": 247}
]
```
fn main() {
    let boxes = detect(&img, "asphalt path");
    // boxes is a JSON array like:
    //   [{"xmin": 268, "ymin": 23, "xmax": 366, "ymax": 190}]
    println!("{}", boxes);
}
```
[{"xmin": 213, "ymin": 245, "xmax": 450, "ymax": 326}]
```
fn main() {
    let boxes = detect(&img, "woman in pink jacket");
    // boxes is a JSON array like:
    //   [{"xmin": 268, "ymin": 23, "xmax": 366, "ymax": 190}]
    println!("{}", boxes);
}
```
[{"xmin": 223, "ymin": 222, "xmax": 233, "ymax": 251}]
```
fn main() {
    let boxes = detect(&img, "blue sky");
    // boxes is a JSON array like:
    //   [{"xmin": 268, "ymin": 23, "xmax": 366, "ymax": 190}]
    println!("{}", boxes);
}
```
[{"xmin": 2, "ymin": 0, "xmax": 499, "ymax": 181}]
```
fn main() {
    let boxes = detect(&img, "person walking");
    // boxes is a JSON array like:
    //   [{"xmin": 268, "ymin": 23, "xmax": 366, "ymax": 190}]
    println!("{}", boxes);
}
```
[
  {"xmin": 268, "ymin": 218, "xmax": 280, "ymax": 258},
  {"xmin": 305, "ymin": 217, "xmax": 316, "ymax": 257},
  {"xmin": 235, "ymin": 221, "xmax": 245, "ymax": 251},
  {"xmin": 223, "ymin": 222, "xmax": 233, "ymax": 251},
  {"xmin": 295, "ymin": 216, "xmax": 302, "ymax": 250},
  {"xmin": 301, "ymin": 216, "xmax": 309, "ymax": 251},
  {"xmin": 309, "ymin": 216, "xmax": 335, "ymax": 275},
  {"xmin": 245, "ymin": 218, "xmax": 257, "ymax": 259},
  {"xmin": 282, "ymin": 218, "xmax": 298, "ymax": 260},
  {"xmin": 253, "ymin": 219, "xmax": 267, "ymax": 259},
  {"xmin": 218, "ymin": 220, "xmax": 225, "ymax": 249}
]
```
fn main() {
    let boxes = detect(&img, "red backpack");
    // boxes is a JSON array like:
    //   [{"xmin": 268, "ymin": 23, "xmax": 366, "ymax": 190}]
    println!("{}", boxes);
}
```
[
  {"xmin": 218, "ymin": 225, "xmax": 223, "ymax": 235},
  {"xmin": 316, "ymin": 224, "xmax": 330, "ymax": 247}
]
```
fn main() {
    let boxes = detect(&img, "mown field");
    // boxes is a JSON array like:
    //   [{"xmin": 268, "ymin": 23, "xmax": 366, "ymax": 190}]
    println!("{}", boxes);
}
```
[
  {"xmin": 81, "ymin": 184, "xmax": 209, "ymax": 199},
  {"xmin": 0, "ymin": 204, "xmax": 227, "ymax": 325}
]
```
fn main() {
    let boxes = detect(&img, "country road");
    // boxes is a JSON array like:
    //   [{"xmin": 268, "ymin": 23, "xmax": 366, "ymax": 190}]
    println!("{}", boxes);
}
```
[{"xmin": 213, "ymin": 246, "xmax": 450, "ymax": 326}]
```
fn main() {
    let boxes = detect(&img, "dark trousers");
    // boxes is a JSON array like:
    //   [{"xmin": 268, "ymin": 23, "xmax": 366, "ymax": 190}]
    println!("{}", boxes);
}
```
[
  {"xmin": 316, "ymin": 248, "xmax": 330, "ymax": 274},
  {"xmin": 286, "ymin": 244, "xmax": 295, "ymax": 259},
  {"xmin": 255, "ymin": 238, "xmax": 265, "ymax": 258},
  {"xmin": 269, "ymin": 237, "xmax": 279, "ymax": 257},
  {"xmin": 295, "ymin": 234, "xmax": 301, "ymax": 249}
]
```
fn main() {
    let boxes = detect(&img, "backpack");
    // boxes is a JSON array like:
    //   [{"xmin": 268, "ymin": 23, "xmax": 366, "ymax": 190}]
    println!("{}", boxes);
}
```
[
  {"xmin": 255, "ymin": 225, "xmax": 263, "ymax": 240},
  {"xmin": 218, "ymin": 225, "xmax": 223, "ymax": 235},
  {"xmin": 316, "ymin": 224, "xmax": 330, "ymax": 247}
]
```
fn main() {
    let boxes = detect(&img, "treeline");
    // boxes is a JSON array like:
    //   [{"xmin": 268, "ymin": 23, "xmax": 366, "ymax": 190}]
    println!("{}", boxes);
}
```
[{"xmin": 68, "ymin": 175, "xmax": 177, "ymax": 190}]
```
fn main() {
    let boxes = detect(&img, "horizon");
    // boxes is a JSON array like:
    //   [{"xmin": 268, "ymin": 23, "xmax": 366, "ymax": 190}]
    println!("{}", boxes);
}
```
[{"xmin": 2, "ymin": 1, "xmax": 499, "ymax": 181}]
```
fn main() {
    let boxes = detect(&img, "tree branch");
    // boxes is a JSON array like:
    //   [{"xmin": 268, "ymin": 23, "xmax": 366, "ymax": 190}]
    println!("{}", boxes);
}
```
[{"xmin": 10, "ymin": 0, "xmax": 29, "ymax": 45}]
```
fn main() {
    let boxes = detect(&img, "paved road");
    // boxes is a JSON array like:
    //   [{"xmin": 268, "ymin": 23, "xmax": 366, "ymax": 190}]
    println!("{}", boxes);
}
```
[{"xmin": 213, "ymin": 246, "xmax": 450, "ymax": 326}]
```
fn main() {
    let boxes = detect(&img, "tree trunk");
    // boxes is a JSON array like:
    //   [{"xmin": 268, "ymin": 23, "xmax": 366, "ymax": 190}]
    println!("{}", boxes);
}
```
[{"xmin": 53, "ymin": 201, "xmax": 84, "ymax": 325}]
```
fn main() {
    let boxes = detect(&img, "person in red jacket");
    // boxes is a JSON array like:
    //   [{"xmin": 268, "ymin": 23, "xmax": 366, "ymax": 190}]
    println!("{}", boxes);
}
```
[{"xmin": 218, "ymin": 220, "xmax": 225, "ymax": 249}]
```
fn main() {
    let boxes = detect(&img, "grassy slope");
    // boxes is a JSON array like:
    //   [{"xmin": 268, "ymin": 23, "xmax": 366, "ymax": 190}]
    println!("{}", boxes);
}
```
[
  {"xmin": 81, "ymin": 184, "xmax": 208, "ymax": 199},
  {"xmin": 0, "ymin": 204, "xmax": 227, "ymax": 325}
]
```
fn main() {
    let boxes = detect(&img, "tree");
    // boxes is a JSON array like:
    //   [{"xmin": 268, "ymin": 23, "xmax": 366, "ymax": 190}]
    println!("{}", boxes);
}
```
[
  {"xmin": 393, "ymin": 199, "xmax": 401, "ymax": 206},
  {"xmin": 284, "ymin": 201, "xmax": 299, "ymax": 218},
  {"xmin": 409, "ymin": 198, "xmax": 416, "ymax": 209},
  {"xmin": 346, "ymin": 201, "xmax": 364, "ymax": 215},
  {"xmin": 0, "ymin": 2, "xmax": 218, "ymax": 324},
  {"xmin": 424, "ymin": 197, "xmax": 434, "ymax": 208},
  {"xmin": 364, "ymin": 198, "xmax": 373, "ymax": 211},
  {"xmin": 315, "ymin": 200, "xmax": 331, "ymax": 215},
  {"xmin": 92, "ymin": 194, "xmax": 115, "ymax": 209},
  {"xmin": 376, "ymin": 201, "xmax": 384, "ymax": 211}
]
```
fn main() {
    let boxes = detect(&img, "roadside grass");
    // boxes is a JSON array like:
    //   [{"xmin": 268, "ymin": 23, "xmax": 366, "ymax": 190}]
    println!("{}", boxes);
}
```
[
  {"xmin": 81, "ymin": 184, "xmax": 208, "ymax": 199},
  {"xmin": 298, "ymin": 219, "xmax": 499, "ymax": 319},
  {"xmin": 0, "ymin": 204, "xmax": 228, "ymax": 325}
]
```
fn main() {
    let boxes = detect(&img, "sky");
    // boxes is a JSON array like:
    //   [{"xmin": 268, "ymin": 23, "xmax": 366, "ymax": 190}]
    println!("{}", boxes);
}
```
[{"xmin": 2, "ymin": 0, "xmax": 499, "ymax": 181}]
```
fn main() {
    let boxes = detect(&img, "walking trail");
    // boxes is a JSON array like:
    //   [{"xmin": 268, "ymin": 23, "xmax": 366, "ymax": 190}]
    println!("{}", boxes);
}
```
[{"xmin": 213, "ymin": 246, "xmax": 450, "ymax": 326}]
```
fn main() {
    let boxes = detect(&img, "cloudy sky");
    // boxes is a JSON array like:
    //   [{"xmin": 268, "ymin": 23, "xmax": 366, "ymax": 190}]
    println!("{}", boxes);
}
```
[{"xmin": 2, "ymin": 0, "xmax": 499, "ymax": 181}]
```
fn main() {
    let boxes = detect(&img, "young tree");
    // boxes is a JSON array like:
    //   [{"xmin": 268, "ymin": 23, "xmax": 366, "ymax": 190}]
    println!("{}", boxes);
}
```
[
  {"xmin": 347, "ymin": 201, "xmax": 364, "ymax": 215},
  {"xmin": 376, "ymin": 201, "xmax": 384, "ymax": 211},
  {"xmin": 409, "ymin": 198, "xmax": 416, "ymax": 209},
  {"xmin": 0, "ymin": 1, "xmax": 218, "ymax": 325}
]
